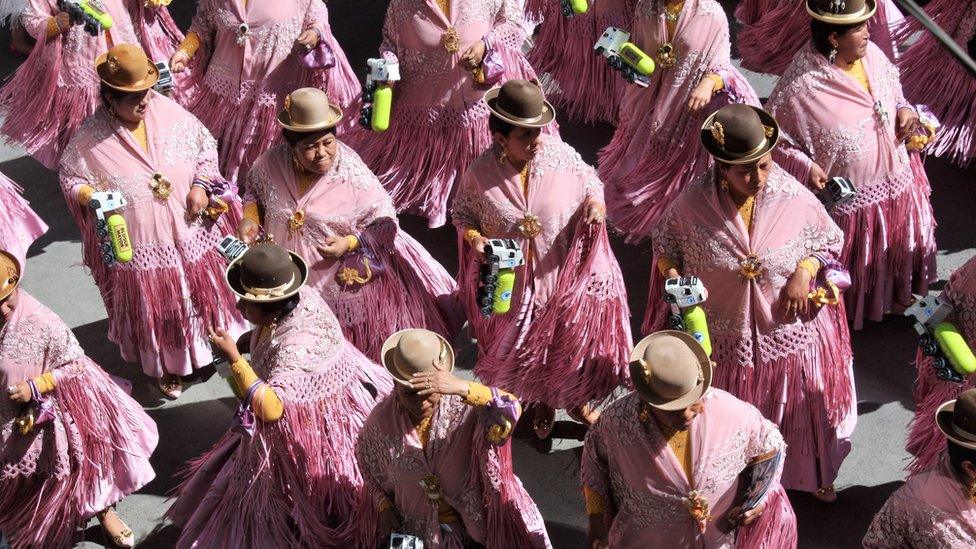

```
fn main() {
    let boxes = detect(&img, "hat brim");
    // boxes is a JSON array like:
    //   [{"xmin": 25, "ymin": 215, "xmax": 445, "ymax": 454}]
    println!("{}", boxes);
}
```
[
  {"xmin": 806, "ymin": 0, "xmax": 877, "ymax": 25},
  {"xmin": 95, "ymin": 52, "xmax": 160, "ymax": 93},
  {"xmin": 630, "ymin": 330, "xmax": 713, "ymax": 411},
  {"xmin": 225, "ymin": 250, "xmax": 308, "ymax": 303},
  {"xmin": 936, "ymin": 400, "xmax": 976, "ymax": 451},
  {"xmin": 484, "ymin": 86, "xmax": 556, "ymax": 129},
  {"xmin": 0, "ymin": 250, "xmax": 21, "ymax": 302},
  {"xmin": 381, "ymin": 329, "xmax": 456, "ymax": 386},
  {"xmin": 700, "ymin": 106, "xmax": 780, "ymax": 165},
  {"xmin": 276, "ymin": 105, "xmax": 344, "ymax": 133}
]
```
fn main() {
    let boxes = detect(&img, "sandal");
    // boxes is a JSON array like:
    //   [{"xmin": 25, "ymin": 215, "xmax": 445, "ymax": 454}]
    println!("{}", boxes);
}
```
[
  {"xmin": 156, "ymin": 374, "xmax": 182, "ymax": 400},
  {"xmin": 97, "ymin": 508, "xmax": 135, "ymax": 548},
  {"xmin": 813, "ymin": 484, "xmax": 837, "ymax": 503},
  {"xmin": 533, "ymin": 404, "xmax": 555, "ymax": 440}
]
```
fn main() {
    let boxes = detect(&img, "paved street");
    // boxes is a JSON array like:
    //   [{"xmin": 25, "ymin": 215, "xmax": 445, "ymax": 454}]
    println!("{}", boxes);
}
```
[{"xmin": 2, "ymin": 1, "xmax": 975, "ymax": 547}]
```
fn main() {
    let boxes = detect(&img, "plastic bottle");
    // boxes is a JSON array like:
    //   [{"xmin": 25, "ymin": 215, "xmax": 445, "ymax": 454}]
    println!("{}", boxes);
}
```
[
  {"xmin": 107, "ymin": 214, "xmax": 133, "ymax": 263},
  {"xmin": 682, "ymin": 305, "xmax": 711, "ymax": 357},
  {"xmin": 370, "ymin": 84, "xmax": 393, "ymax": 132},
  {"xmin": 492, "ymin": 269, "xmax": 516, "ymax": 315},
  {"xmin": 935, "ymin": 322, "xmax": 976, "ymax": 376},
  {"xmin": 620, "ymin": 42, "xmax": 655, "ymax": 76},
  {"xmin": 568, "ymin": 0, "xmax": 588, "ymax": 14}
]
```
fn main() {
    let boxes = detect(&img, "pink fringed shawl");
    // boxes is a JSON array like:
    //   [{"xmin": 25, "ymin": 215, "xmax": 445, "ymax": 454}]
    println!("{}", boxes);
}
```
[
  {"xmin": 183, "ymin": 0, "xmax": 359, "ymax": 183},
  {"xmin": 646, "ymin": 166, "xmax": 856, "ymax": 492},
  {"xmin": 864, "ymin": 454, "xmax": 976, "ymax": 548},
  {"xmin": 245, "ymin": 142, "xmax": 460, "ymax": 361},
  {"xmin": 907, "ymin": 256, "xmax": 976, "ymax": 475},
  {"xmin": 452, "ymin": 136, "xmax": 631, "ymax": 409},
  {"xmin": 355, "ymin": 393, "xmax": 551, "ymax": 548},
  {"xmin": 59, "ymin": 91, "xmax": 245, "ymax": 378},
  {"xmin": 344, "ymin": 0, "xmax": 551, "ymax": 228},
  {"xmin": 0, "ymin": 291, "xmax": 158, "ymax": 548},
  {"xmin": 0, "ymin": 0, "xmax": 140, "ymax": 170},
  {"xmin": 581, "ymin": 389, "xmax": 797, "ymax": 547},
  {"xmin": 0, "ymin": 171, "xmax": 48, "ymax": 268},
  {"xmin": 768, "ymin": 42, "xmax": 938, "ymax": 329},
  {"xmin": 894, "ymin": 0, "xmax": 976, "ymax": 167},
  {"xmin": 167, "ymin": 289, "xmax": 393, "ymax": 548},
  {"xmin": 597, "ymin": 0, "xmax": 761, "ymax": 242}
]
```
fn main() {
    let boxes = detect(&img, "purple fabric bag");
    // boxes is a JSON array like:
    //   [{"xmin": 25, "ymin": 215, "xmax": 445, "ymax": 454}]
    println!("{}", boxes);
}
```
[
  {"xmin": 301, "ymin": 41, "xmax": 336, "ymax": 70},
  {"xmin": 336, "ymin": 245, "xmax": 386, "ymax": 288},
  {"xmin": 233, "ymin": 379, "xmax": 264, "ymax": 437}
]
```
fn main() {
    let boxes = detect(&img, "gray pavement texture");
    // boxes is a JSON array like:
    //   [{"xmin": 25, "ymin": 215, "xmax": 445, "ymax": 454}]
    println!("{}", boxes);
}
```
[{"xmin": 1, "ymin": 1, "xmax": 975, "ymax": 548}]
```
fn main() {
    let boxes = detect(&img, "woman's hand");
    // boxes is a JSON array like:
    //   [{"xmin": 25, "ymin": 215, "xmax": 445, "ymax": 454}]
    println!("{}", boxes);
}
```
[
  {"xmin": 460, "ymin": 40, "xmax": 486, "ymax": 71},
  {"xmin": 896, "ymin": 107, "xmax": 920, "ymax": 142},
  {"xmin": 317, "ymin": 236, "xmax": 350, "ymax": 259},
  {"xmin": 8, "ymin": 381, "xmax": 31, "ymax": 403},
  {"xmin": 808, "ymin": 162, "xmax": 828, "ymax": 190},
  {"xmin": 588, "ymin": 515, "xmax": 610, "ymax": 549},
  {"xmin": 728, "ymin": 501, "xmax": 765, "ymax": 528},
  {"xmin": 208, "ymin": 328, "xmax": 242, "ymax": 363},
  {"xmin": 295, "ymin": 29, "xmax": 320, "ymax": 52},
  {"xmin": 170, "ymin": 50, "xmax": 190, "ymax": 73},
  {"xmin": 470, "ymin": 235, "xmax": 489, "ymax": 260},
  {"xmin": 237, "ymin": 218, "xmax": 260, "ymax": 244},
  {"xmin": 781, "ymin": 267, "xmax": 812, "ymax": 318},
  {"xmin": 686, "ymin": 78, "xmax": 714, "ymax": 113},
  {"xmin": 378, "ymin": 505, "xmax": 402, "ymax": 534},
  {"xmin": 585, "ymin": 199, "xmax": 606, "ymax": 225},
  {"xmin": 185, "ymin": 186, "xmax": 209, "ymax": 218},
  {"xmin": 665, "ymin": 267, "xmax": 680, "ymax": 279},
  {"xmin": 409, "ymin": 370, "xmax": 470, "ymax": 398}
]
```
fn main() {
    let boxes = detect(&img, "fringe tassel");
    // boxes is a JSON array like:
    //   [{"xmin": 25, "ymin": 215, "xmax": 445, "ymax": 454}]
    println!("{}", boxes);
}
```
[{"xmin": 478, "ymin": 428, "xmax": 551, "ymax": 548}]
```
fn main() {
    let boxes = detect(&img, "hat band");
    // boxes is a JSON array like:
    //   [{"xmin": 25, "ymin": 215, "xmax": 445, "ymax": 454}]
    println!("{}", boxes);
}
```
[
  {"xmin": 951, "ymin": 421, "xmax": 976, "ymax": 443},
  {"xmin": 241, "ymin": 273, "xmax": 295, "ymax": 300},
  {"xmin": 494, "ymin": 103, "xmax": 545, "ymax": 124},
  {"xmin": 395, "ymin": 340, "xmax": 447, "ymax": 380}
]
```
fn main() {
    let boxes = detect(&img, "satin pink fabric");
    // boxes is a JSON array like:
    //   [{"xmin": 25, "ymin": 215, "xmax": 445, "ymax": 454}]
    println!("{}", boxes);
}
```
[
  {"xmin": 60, "ymin": 91, "xmax": 246, "ymax": 378},
  {"xmin": 646, "ymin": 166, "xmax": 856, "ymax": 493},
  {"xmin": 184, "ymin": 0, "xmax": 359, "ymax": 183},
  {"xmin": 597, "ymin": 0, "xmax": 761, "ymax": 242},
  {"xmin": 452, "ymin": 136, "xmax": 632, "ymax": 409},
  {"xmin": 0, "ymin": 291, "xmax": 158, "ymax": 548},
  {"xmin": 581, "ymin": 389, "xmax": 797, "ymax": 547},
  {"xmin": 864, "ymin": 453, "xmax": 976, "ymax": 547},
  {"xmin": 245, "ymin": 142, "xmax": 460, "ymax": 361},
  {"xmin": 356, "ymin": 392, "xmax": 551, "ymax": 548},
  {"xmin": 768, "ymin": 41, "xmax": 937, "ymax": 330}
]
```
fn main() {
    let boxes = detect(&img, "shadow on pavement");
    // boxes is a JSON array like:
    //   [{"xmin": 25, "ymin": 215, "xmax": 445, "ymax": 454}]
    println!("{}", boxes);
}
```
[{"xmin": 791, "ymin": 482, "xmax": 902, "ymax": 548}]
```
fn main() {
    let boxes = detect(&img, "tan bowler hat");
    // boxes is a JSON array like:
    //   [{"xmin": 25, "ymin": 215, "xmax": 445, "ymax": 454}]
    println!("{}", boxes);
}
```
[
  {"xmin": 0, "ymin": 250, "xmax": 20, "ymax": 302},
  {"xmin": 937, "ymin": 390, "xmax": 976, "ymax": 451},
  {"xmin": 276, "ymin": 87, "xmax": 343, "ymax": 132},
  {"xmin": 484, "ymin": 79, "xmax": 556, "ymax": 129},
  {"xmin": 806, "ymin": 0, "xmax": 877, "ymax": 25},
  {"xmin": 96, "ymin": 43, "xmax": 159, "ymax": 93},
  {"xmin": 381, "ymin": 329, "xmax": 455, "ymax": 386},
  {"xmin": 629, "ymin": 330, "xmax": 712, "ymax": 411}
]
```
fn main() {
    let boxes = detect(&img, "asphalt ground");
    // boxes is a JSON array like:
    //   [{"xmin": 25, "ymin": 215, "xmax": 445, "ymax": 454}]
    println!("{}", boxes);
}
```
[{"xmin": 1, "ymin": 1, "xmax": 975, "ymax": 547}]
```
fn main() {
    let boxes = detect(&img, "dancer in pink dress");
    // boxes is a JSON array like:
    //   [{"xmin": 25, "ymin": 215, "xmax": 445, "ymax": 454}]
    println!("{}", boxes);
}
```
[
  {"xmin": 864, "ymin": 390, "xmax": 976, "ymax": 547},
  {"xmin": 767, "ymin": 0, "xmax": 937, "ymax": 330},
  {"xmin": 167, "ymin": 244, "xmax": 392, "ymax": 548},
  {"xmin": 345, "ymin": 0, "xmax": 551, "ymax": 228},
  {"xmin": 59, "ymin": 44, "xmax": 246, "ymax": 399},
  {"xmin": 906, "ymin": 257, "xmax": 976, "ymax": 475},
  {"xmin": 453, "ymin": 80, "xmax": 630, "ymax": 438},
  {"xmin": 169, "ymin": 0, "xmax": 358, "ymax": 184},
  {"xmin": 241, "ymin": 88, "xmax": 460, "ymax": 362},
  {"xmin": 735, "ymin": 0, "xmax": 902, "ymax": 76},
  {"xmin": 596, "ymin": 0, "xmax": 761, "ymax": 243},
  {"xmin": 1, "ymin": 252, "xmax": 158, "ymax": 549},
  {"xmin": 582, "ymin": 331, "xmax": 797, "ymax": 547},
  {"xmin": 894, "ymin": 0, "xmax": 976, "ymax": 167},
  {"xmin": 356, "ymin": 328, "xmax": 551, "ymax": 547},
  {"xmin": 0, "ymin": 0, "xmax": 181, "ymax": 170},
  {"xmin": 0, "ymin": 172, "xmax": 47, "ymax": 265},
  {"xmin": 527, "ymin": 0, "xmax": 631, "ymax": 124},
  {"xmin": 646, "ymin": 104, "xmax": 856, "ymax": 500}
]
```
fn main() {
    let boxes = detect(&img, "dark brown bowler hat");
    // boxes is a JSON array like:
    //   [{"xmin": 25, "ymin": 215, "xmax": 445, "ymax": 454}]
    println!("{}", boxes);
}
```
[
  {"xmin": 700, "ymin": 104, "xmax": 780, "ymax": 165},
  {"xmin": 484, "ymin": 79, "xmax": 556, "ymax": 129},
  {"xmin": 937, "ymin": 389, "xmax": 976, "ymax": 451},
  {"xmin": 225, "ymin": 244, "xmax": 308, "ymax": 303},
  {"xmin": 806, "ymin": 0, "xmax": 877, "ymax": 24}
]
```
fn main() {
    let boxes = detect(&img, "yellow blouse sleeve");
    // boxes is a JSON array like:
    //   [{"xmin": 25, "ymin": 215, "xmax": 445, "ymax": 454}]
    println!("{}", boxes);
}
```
[
  {"xmin": 464, "ymin": 382, "xmax": 521, "ymax": 443},
  {"xmin": 798, "ymin": 257, "xmax": 821, "ymax": 278},
  {"xmin": 32, "ymin": 372, "xmax": 57, "ymax": 394},
  {"xmin": 705, "ymin": 73, "xmax": 724, "ymax": 92},
  {"xmin": 583, "ymin": 486, "xmax": 606, "ymax": 516},
  {"xmin": 46, "ymin": 17, "xmax": 63, "ymax": 39},
  {"xmin": 243, "ymin": 202, "xmax": 262, "ymax": 225},
  {"xmin": 230, "ymin": 358, "xmax": 284, "ymax": 422},
  {"xmin": 178, "ymin": 31, "xmax": 201, "ymax": 58}
]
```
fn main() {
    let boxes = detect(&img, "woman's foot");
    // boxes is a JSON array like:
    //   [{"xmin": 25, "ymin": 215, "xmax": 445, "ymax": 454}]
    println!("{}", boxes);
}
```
[
  {"xmin": 156, "ymin": 374, "xmax": 182, "ymax": 400},
  {"xmin": 97, "ymin": 508, "xmax": 134, "ymax": 548},
  {"xmin": 568, "ymin": 404, "xmax": 600, "ymax": 428},
  {"xmin": 533, "ymin": 404, "xmax": 555, "ymax": 440},
  {"xmin": 813, "ymin": 484, "xmax": 837, "ymax": 503}
]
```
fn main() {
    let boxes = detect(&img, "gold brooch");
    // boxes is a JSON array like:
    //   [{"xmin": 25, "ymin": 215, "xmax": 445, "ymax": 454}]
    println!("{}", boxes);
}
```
[
  {"xmin": 287, "ymin": 210, "xmax": 305, "ymax": 237},
  {"xmin": 683, "ymin": 490, "xmax": 711, "ymax": 532},
  {"xmin": 150, "ymin": 173, "xmax": 172, "ymax": 200},
  {"xmin": 739, "ymin": 254, "xmax": 764, "ymax": 280},
  {"xmin": 657, "ymin": 42, "xmax": 678, "ymax": 69},
  {"xmin": 442, "ymin": 27, "xmax": 460, "ymax": 53},
  {"xmin": 710, "ymin": 121, "xmax": 726, "ymax": 148},
  {"xmin": 518, "ymin": 212, "xmax": 542, "ymax": 238},
  {"xmin": 420, "ymin": 474, "xmax": 442, "ymax": 502}
]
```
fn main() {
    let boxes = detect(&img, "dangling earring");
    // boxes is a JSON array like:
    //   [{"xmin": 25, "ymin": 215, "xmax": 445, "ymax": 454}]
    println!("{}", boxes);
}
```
[
  {"xmin": 720, "ymin": 179, "xmax": 730, "ymax": 191},
  {"xmin": 968, "ymin": 477, "xmax": 976, "ymax": 502},
  {"xmin": 107, "ymin": 104, "xmax": 117, "ymax": 118},
  {"xmin": 828, "ymin": 48, "xmax": 838, "ymax": 64},
  {"xmin": 497, "ymin": 150, "xmax": 508, "ymax": 165}
]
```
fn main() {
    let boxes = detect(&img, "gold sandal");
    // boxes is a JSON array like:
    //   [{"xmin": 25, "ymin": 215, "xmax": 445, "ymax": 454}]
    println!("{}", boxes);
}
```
[
  {"xmin": 156, "ymin": 374, "xmax": 182, "ymax": 400},
  {"xmin": 98, "ymin": 509, "xmax": 135, "ymax": 548},
  {"xmin": 814, "ymin": 484, "xmax": 837, "ymax": 503}
]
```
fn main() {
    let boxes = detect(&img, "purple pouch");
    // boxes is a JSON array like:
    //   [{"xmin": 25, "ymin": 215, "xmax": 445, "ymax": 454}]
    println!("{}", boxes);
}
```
[
  {"xmin": 301, "ymin": 41, "xmax": 336, "ymax": 70},
  {"xmin": 336, "ymin": 245, "xmax": 386, "ymax": 288},
  {"xmin": 808, "ymin": 253, "xmax": 851, "ymax": 306},
  {"xmin": 233, "ymin": 380, "xmax": 263, "ymax": 437},
  {"xmin": 29, "ymin": 380, "xmax": 55, "ymax": 427},
  {"xmin": 480, "ymin": 388, "xmax": 521, "ymax": 446},
  {"xmin": 480, "ymin": 47, "xmax": 504, "ymax": 87}
]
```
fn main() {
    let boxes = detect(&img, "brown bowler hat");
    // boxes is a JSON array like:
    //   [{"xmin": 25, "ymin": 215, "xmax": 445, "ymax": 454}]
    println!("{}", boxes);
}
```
[
  {"xmin": 701, "ymin": 104, "xmax": 780, "ymax": 165},
  {"xmin": 484, "ymin": 79, "xmax": 556, "ymax": 129},
  {"xmin": 806, "ymin": 0, "xmax": 877, "ymax": 25},
  {"xmin": 226, "ymin": 243, "xmax": 308, "ymax": 303},
  {"xmin": 937, "ymin": 390, "xmax": 976, "ymax": 451},
  {"xmin": 381, "ymin": 329, "xmax": 455, "ymax": 387},
  {"xmin": 629, "ymin": 330, "xmax": 712, "ymax": 411},
  {"xmin": 276, "ymin": 88, "xmax": 343, "ymax": 133},
  {"xmin": 0, "ymin": 250, "xmax": 20, "ymax": 302},
  {"xmin": 96, "ymin": 43, "xmax": 159, "ymax": 93}
]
